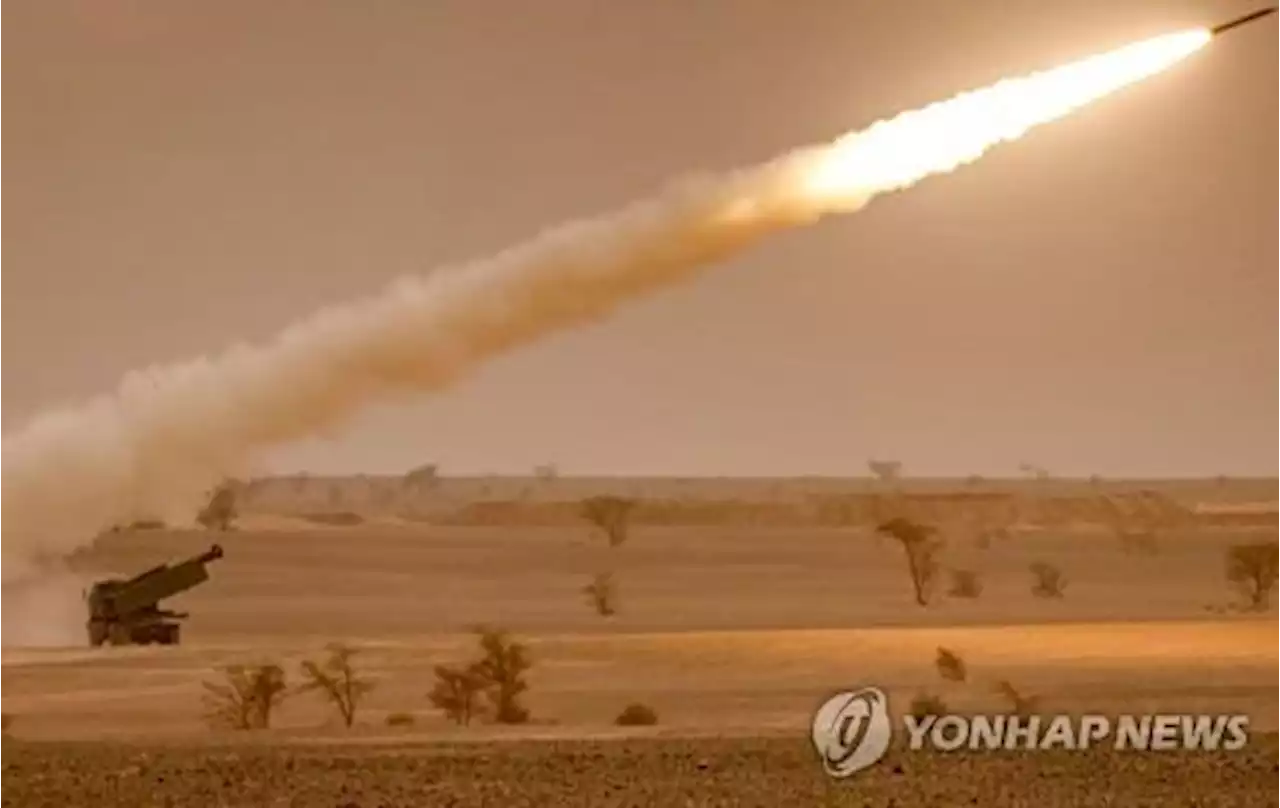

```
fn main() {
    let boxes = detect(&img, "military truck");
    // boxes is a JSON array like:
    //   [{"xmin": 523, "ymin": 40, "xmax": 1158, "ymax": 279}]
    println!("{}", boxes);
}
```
[{"xmin": 85, "ymin": 544, "xmax": 224, "ymax": 646}]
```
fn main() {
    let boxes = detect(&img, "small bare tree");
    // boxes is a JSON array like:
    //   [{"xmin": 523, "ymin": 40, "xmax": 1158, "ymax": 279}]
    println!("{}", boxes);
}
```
[
  {"xmin": 471, "ymin": 626, "xmax": 533, "ymax": 724},
  {"xmin": 1029, "ymin": 561, "xmax": 1067, "ymax": 599},
  {"xmin": 243, "ymin": 663, "xmax": 288, "ymax": 729},
  {"xmin": 202, "ymin": 663, "xmax": 288, "ymax": 730},
  {"xmin": 876, "ymin": 517, "xmax": 943, "ymax": 606},
  {"xmin": 428, "ymin": 663, "xmax": 486, "ymax": 726},
  {"xmin": 583, "ymin": 572, "xmax": 618, "ymax": 617},
  {"xmin": 934, "ymin": 647, "xmax": 968, "ymax": 683},
  {"xmin": 1225, "ymin": 541, "xmax": 1279, "ymax": 611},
  {"xmin": 403, "ymin": 463, "xmax": 439, "ymax": 490},
  {"xmin": 297, "ymin": 644, "xmax": 376, "ymax": 728},
  {"xmin": 196, "ymin": 480, "xmax": 239, "ymax": 531},
  {"xmin": 580, "ymin": 496, "xmax": 637, "ymax": 548},
  {"xmin": 867, "ymin": 459, "xmax": 902, "ymax": 484}
]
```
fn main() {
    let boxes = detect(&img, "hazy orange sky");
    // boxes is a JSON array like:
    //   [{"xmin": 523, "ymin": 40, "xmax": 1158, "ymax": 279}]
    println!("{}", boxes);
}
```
[{"xmin": 4, "ymin": 1, "xmax": 1276, "ymax": 478}]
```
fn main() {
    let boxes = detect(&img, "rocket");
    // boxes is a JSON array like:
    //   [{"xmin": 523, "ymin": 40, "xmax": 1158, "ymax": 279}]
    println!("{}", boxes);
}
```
[{"xmin": 1211, "ymin": 7, "xmax": 1277, "ymax": 36}]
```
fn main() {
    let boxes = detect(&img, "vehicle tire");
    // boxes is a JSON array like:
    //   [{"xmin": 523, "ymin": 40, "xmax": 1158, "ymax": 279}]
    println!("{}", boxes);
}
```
[{"xmin": 107, "ymin": 624, "xmax": 132, "ymax": 646}]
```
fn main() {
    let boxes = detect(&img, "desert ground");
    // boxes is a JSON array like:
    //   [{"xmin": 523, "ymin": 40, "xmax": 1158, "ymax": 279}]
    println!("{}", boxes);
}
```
[{"xmin": 3, "ymin": 475, "xmax": 1276, "ymax": 805}]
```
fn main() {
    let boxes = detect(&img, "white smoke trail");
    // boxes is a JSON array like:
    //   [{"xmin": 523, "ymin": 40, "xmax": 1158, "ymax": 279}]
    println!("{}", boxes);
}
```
[{"xmin": 2, "ymin": 29, "xmax": 1208, "ymax": 585}]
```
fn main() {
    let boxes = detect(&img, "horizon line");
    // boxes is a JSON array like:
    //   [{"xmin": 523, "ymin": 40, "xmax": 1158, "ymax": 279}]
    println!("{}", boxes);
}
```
[{"xmin": 253, "ymin": 470, "xmax": 1279, "ymax": 482}]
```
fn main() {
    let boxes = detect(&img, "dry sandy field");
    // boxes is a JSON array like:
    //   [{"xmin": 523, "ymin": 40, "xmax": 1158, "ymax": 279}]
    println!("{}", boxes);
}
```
[
  {"xmin": 4, "ymin": 735, "xmax": 1277, "ymax": 807},
  {"xmin": 2, "ymin": 477, "xmax": 1276, "ymax": 805}
]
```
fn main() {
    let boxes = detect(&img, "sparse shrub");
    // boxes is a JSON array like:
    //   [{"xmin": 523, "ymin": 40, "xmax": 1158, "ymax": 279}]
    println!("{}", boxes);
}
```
[
  {"xmin": 428, "ymin": 663, "xmax": 486, "ymax": 726},
  {"xmin": 994, "ymin": 679, "xmax": 1041, "ymax": 717},
  {"xmin": 580, "ymin": 496, "xmax": 637, "ymax": 547},
  {"xmin": 876, "ymin": 517, "xmax": 943, "ymax": 606},
  {"xmin": 583, "ymin": 572, "xmax": 618, "ymax": 617},
  {"xmin": 297, "ymin": 643, "xmax": 375, "ymax": 728},
  {"xmin": 614, "ymin": 702, "xmax": 659, "ymax": 726},
  {"xmin": 384, "ymin": 711, "xmax": 415, "ymax": 727},
  {"xmin": 196, "ymin": 480, "xmax": 239, "ymax": 531},
  {"xmin": 1225, "ymin": 541, "xmax": 1279, "ymax": 611},
  {"xmin": 1029, "ymin": 561, "xmax": 1067, "ymax": 599},
  {"xmin": 471, "ymin": 626, "xmax": 533, "ymax": 724},
  {"xmin": 2, "ymin": 714, "xmax": 12, "ymax": 734},
  {"xmin": 947, "ymin": 568, "xmax": 983, "ymax": 599},
  {"xmin": 202, "ymin": 663, "xmax": 288, "ymax": 730},
  {"xmin": 934, "ymin": 647, "xmax": 967, "ymax": 683},
  {"xmin": 909, "ymin": 693, "xmax": 948, "ymax": 720}
]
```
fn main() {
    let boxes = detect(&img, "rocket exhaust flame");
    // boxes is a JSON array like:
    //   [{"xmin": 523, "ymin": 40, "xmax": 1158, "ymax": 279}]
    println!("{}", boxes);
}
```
[
  {"xmin": 1, "ymin": 29, "xmax": 1212, "ymax": 589},
  {"xmin": 796, "ymin": 30, "xmax": 1210, "ymax": 204}
]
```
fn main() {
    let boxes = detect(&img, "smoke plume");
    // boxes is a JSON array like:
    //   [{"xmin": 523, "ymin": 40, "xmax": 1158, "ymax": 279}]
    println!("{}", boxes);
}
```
[{"xmin": 2, "ymin": 30, "xmax": 1208, "ymax": 586}]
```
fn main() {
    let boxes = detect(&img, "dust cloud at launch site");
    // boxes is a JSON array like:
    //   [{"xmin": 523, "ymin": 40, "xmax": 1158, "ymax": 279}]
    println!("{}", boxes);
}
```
[{"xmin": 0, "ymin": 27, "xmax": 1216, "ymax": 604}]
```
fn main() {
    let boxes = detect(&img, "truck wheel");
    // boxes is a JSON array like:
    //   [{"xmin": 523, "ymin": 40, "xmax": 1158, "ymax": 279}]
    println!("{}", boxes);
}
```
[
  {"xmin": 107, "ymin": 624, "xmax": 132, "ymax": 646},
  {"xmin": 157, "ymin": 624, "xmax": 180, "ymax": 645}
]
